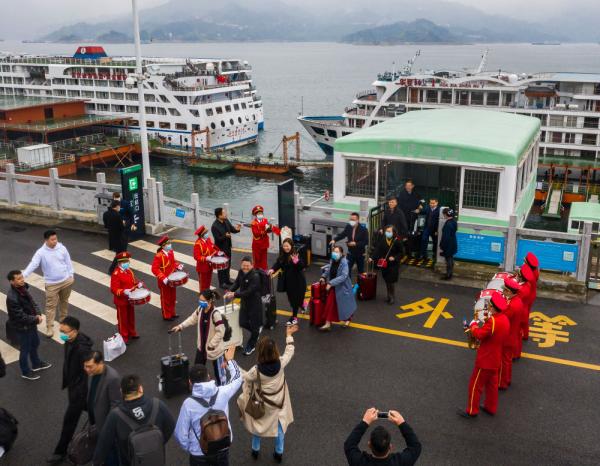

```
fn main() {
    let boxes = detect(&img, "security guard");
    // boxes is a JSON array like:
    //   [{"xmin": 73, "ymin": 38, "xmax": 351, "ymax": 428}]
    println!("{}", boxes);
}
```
[
  {"xmin": 151, "ymin": 236, "xmax": 183, "ymax": 321},
  {"xmin": 193, "ymin": 225, "xmax": 220, "ymax": 292},
  {"xmin": 110, "ymin": 252, "xmax": 142, "ymax": 344}
]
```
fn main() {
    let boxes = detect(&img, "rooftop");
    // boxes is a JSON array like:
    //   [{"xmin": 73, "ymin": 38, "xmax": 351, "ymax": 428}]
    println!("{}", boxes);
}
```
[
  {"xmin": 335, "ymin": 109, "xmax": 541, "ymax": 165},
  {"xmin": 569, "ymin": 202, "xmax": 600, "ymax": 222},
  {"xmin": 0, "ymin": 96, "xmax": 85, "ymax": 111},
  {"xmin": 0, "ymin": 114, "xmax": 131, "ymax": 133}
]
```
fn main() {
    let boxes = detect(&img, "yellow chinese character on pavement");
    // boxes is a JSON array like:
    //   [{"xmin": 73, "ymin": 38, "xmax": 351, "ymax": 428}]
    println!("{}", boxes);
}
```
[
  {"xmin": 396, "ymin": 298, "xmax": 453, "ymax": 328},
  {"xmin": 529, "ymin": 312, "xmax": 577, "ymax": 348}
]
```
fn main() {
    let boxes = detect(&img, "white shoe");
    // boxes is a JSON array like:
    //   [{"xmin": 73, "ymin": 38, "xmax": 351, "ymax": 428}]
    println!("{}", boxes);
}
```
[{"xmin": 45, "ymin": 328, "xmax": 54, "ymax": 338}]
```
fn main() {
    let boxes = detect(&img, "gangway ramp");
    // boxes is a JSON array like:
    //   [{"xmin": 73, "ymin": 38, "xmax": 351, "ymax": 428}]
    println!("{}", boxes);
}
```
[{"xmin": 542, "ymin": 183, "xmax": 563, "ymax": 218}]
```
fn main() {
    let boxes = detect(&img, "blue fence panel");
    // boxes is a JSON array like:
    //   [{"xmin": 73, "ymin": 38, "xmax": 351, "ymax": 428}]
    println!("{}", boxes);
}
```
[
  {"xmin": 516, "ymin": 239, "xmax": 578, "ymax": 273},
  {"xmin": 455, "ymin": 233, "xmax": 505, "ymax": 264}
]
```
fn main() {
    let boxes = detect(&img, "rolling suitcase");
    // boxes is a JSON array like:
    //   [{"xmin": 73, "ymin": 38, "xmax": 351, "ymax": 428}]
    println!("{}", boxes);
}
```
[
  {"xmin": 309, "ymin": 282, "xmax": 327, "ymax": 327},
  {"xmin": 358, "ymin": 259, "xmax": 377, "ymax": 301},
  {"xmin": 263, "ymin": 275, "xmax": 277, "ymax": 330},
  {"xmin": 160, "ymin": 332, "xmax": 189, "ymax": 399}
]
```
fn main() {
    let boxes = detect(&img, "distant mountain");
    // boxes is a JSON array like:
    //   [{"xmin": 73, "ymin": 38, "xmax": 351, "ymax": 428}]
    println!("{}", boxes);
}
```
[
  {"xmin": 39, "ymin": 0, "xmax": 570, "ymax": 44},
  {"xmin": 343, "ymin": 19, "xmax": 462, "ymax": 45}
]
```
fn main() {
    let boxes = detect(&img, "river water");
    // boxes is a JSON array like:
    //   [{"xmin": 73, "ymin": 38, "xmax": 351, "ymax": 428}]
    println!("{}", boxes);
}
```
[{"xmin": 3, "ymin": 40, "xmax": 600, "ymax": 221}]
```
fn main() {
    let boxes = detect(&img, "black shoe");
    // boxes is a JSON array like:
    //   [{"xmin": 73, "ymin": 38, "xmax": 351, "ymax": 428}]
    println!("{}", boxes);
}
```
[
  {"xmin": 480, "ymin": 405, "xmax": 495, "ymax": 416},
  {"xmin": 46, "ymin": 453, "xmax": 66, "ymax": 464},
  {"xmin": 441, "ymin": 275, "xmax": 451, "ymax": 280},
  {"xmin": 21, "ymin": 372, "xmax": 40, "ymax": 381},
  {"xmin": 131, "ymin": 335, "xmax": 140, "ymax": 339},
  {"xmin": 498, "ymin": 387, "xmax": 508, "ymax": 391},
  {"xmin": 251, "ymin": 449, "xmax": 259, "ymax": 460},
  {"xmin": 243, "ymin": 346, "xmax": 255, "ymax": 356},
  {"xmin": 456, "ymin": 408, "xmax": 477, "ymax": 419},
  {"xmin": 32, "ymin": 361, "xmax": 52, "ymax": 372},
  {"xmin": 273, "ymin": 451, "xmax": 283, "ymax": 463}
]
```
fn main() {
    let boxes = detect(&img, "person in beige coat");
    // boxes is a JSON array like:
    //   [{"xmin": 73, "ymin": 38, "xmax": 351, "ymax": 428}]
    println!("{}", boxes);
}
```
[
  {"xmin": 171, "ymin": 289, "xmax": 228, "ymax": 385},
  {"xmin": 237, "ymin": 324, "xmax": 298, "ymax": 463}
]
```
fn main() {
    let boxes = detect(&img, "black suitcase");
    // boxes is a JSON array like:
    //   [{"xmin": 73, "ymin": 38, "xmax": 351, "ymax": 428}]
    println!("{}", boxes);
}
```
[
  {"xmin": 263, "ymin": 276, "xmax": 277, "ymax": 330},
  {"xmin": 5, "ymin": 320, "xmax": 19, "ymax": 348},
  {"xmin": 160, "ymin": 332, "xmax": 189, "ymax": 399}
]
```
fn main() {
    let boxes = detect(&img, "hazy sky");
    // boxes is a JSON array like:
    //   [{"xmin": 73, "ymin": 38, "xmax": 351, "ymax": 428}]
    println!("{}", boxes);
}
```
[{"xmin": 1, "ymin": 0, "xmax": 596, "ymax": 39}]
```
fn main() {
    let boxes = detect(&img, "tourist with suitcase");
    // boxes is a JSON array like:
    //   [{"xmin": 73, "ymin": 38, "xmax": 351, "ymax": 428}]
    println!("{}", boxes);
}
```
[
  {"xmin": 268, "ymin": 238, "xmax": 307, "ymax": 327},
  {"xmin": 171, "ymin": 289, "xmax": 229, "ymax": 385},
  {"xmin": 318, "ymin": 246, "xmax": 357, "ymax": 332},
  {"xmin": 370, "ymin": 225, "xmax": 403, "ymax": 305},
  {"xmin": 331, "ymin": 212, "xmax": 369, "ymax": 281}
]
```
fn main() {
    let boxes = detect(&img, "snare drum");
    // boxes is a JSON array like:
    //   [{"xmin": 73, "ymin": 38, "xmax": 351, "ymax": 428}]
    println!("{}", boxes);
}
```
[
  {"xmin": 208, "ymin": 256, "xmax": 230, "ymax": 270},
  {"xmin": 167, "ymin": 271, "xmax": 189, "ymax": 287},
  {"xmin": 493, "ymin": 272, "xmax": 513, "ymax": 281},
  {"xmin": 128, "ymin": 288, "xmax": 151, "ymax": 305}
]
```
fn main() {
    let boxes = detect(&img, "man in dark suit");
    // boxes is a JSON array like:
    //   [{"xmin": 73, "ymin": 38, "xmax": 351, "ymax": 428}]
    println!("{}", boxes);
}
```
[
  {"xmin": 397, "ymin": 180, "xmax": 422, "ymax": 232},
  {"xmin": 211, "ymin": 207, "xmax": 241, "ymax": 288},
  {"xmin": 83, "ymin": 351, "xmax": 121, "ymax": 466},
  {"xmin": 419, "ymin": 198, "xmax": 441, "ymax": 260},
  {"xmin": 47, "ymin": 316, "xmax": 93, "ymax": 464},
  {"xmin": 332, "ymin": 212, "xmax": 369, "ymax": 280},
  {"xmin": 439, "ymin": 208, "xmax": 458, "ymax": 280},
  {"xmin": 104, "ymin": 200, "xmax": 127, "ymax": 275},
  {"xmin": 381, "ymin": 197, "xmax": 408, "ymax": 236}
]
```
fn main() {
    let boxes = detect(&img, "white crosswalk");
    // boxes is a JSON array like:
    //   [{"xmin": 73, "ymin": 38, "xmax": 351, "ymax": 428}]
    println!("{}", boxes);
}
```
[{"xmin": 129, "ymin": 239, "xmax": 239, "ymax": 280}]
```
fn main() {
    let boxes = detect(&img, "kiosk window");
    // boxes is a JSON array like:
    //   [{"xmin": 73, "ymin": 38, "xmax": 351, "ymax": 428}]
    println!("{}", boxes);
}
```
[
  {"xmin": 463, "ymin": 169, "xmax": 499, "ymax": 211},
  {"xmin": 346, "ymin": 159, "xmax": 376, "ymax": 198}
]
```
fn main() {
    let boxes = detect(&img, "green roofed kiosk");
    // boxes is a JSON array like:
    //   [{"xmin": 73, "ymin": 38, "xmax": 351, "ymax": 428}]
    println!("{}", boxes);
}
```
[{"xmin": 333, "ymin": 108, "xmax": 541, "ymax": 228}]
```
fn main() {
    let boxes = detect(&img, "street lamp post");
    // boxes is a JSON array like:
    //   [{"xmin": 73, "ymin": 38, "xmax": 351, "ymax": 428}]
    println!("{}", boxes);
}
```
[{"xmin": 129, "ymin": 0, "xmax": 151, "ymax": 186}]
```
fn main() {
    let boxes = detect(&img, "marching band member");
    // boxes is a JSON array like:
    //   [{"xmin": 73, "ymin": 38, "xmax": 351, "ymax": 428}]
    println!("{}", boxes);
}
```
[
  {"xmin": 499, "ymin": 277, "xmax": 524, "ymax": 390},
  {"xmin": 458, "ymin": 291, "xmax": 509, "ymax": 418},
  {"xmin": 515, "ymin": 262, "xmax": 535, "ymax": 359},
  {"xmin": 193, "ymin": 225, "xmax": 220, "ymax": 292},
  {"xmin": 250, "ymin": 205, "xmax": 279, "ymax": 271},
  {"xmin": 110, "ymin": 252, "xmax": 142, "ymax": 344},
  {"xmin": 151, "ymin": 235, "xmax": 182, "ymax": 321},
  {"xmin": 521, "ymin": 252, "xmax": 539, "ymax": 340}
]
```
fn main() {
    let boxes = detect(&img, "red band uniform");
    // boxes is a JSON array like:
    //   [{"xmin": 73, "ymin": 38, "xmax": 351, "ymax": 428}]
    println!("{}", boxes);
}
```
[
  {"xmin": 251, "ymin": 205, "xmax": 271, "ymax": 271},
  {"xmin": 521, "ymin": 252, "xmax": 539, "ymax": 340},
  {"xmin": 193, "ymin": 226, "xmax": 220, "ymax": 292},
  {"xmin": 110, "ymin": 253, "xmax": 139, "ymax": 343},
  {"xmin": 516, "ymin": 262, "xmax": 535, "ymax": 358},
  {"xmin": 151, "ymin": 236, "xmax": 182, "ymax": 320},
  {"xmin": 499, "ymin": 277, "xmax": 524, "ymax": 389},
  {"xmin": 465, "ymin": 291, "xmax": 510, "ymax": 416}
]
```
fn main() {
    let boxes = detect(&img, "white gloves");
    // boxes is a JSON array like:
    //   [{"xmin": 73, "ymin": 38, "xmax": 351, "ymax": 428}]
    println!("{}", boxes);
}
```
[
  {"xmin": 137, "ymin": 282, "xmax": 143, "ymax": 289},
  {"xmin": 163, "ymin": 278, "xmax": 169, "ymax": 285},
  {"xmin": 124, "ymin": 289, "xmax": 131, "ymax": 296},
  {"xmin": 177, "ymin": 264, "xmax": 184, "ymax": 271}
]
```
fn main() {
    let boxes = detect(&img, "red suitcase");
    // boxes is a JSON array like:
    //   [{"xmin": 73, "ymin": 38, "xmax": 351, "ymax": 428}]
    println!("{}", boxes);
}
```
[
  {"xmin": 309, "ymin": 282, "xmax": 327, "ymax": 326},
  {"xmin": 358, "ymin": 272, "xmax": 377, "ymax": 301}
]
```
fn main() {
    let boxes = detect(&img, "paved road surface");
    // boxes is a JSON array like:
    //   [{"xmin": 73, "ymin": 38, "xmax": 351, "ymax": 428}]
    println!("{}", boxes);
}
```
[{"xmin": 0, "ymin": 221, "xmax": 598, "ymax": 465}]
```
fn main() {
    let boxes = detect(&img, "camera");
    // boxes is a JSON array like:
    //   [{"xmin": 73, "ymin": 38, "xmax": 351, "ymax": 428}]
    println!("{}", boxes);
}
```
[{"xmin": 377, "ymin": 411, "xmax": 389, "ymax": 419}]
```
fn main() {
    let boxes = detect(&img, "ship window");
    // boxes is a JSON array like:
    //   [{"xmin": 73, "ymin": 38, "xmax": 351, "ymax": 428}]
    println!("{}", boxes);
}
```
[
  {"xmin": 146, "ymin": 121, "xmax": 155, "ymax": 128},
  {"xmin": 252, "ymin": 114, "xmax": 256, "ymax": 120},
  {"xmin": 159, "ymin": 122, "xmax": 171, "ymax": 129},
  {"xmin": 176, "ymin": 123, "xmax": 187, "ymax": 130},
  {"xmin": 565, "ymin": 116, "xmax": 578, "ymax": 128},
  {"xmin": 175, "ymin": 95, "xmax": 187, "ymax": 104},
  {"xmin": 130, "ymin": 120, "xmax": 139, "ymax": 126},
  {"xmin": 216, "ymin": 107, "xmax": 223, "ymax": 114},
  {"xmin": 242, "ymin": 103, "xmax": 247, "ymax": 109},
  {"xmin": 426, "ymin": 90, "xmax": 438, "ymax": 103},
  {"xmin": 225, "ymin": 105, "xmax": 231, "ymax": 112},
  {"xmin": 211, "ymin": 122, "xmax": 216, "ymax": 129},
  {"xmin": 159, "ymin": 95, "xmax": 169, "ymax": 103},
  {"xmin": 549, "ymin": 115, "xmax": 563, "ymax": 127},
  {"xmin": 327, "ymin": 129, "xmax": 337, "ymax": 138},
  {"xmin": 206, "ymin": 108, "xmax": 214, "ymax": 116},
  {"xmin": 311, "ymin": 126, "xmax": 325, "ymax": 136},
  {"xmin": 440, "ymin": 90, "xmax": 452, "ymax": 104},
  {"xmin": 471, "ymin": 91, "xmax": 484, "ymax": 105},
  {"xmin": 144, "ymin": 94, "xmax": 156, "ymax": 102},
  {"xmin": 229, "ymin": 118, "xmax": 234, "ymax": 125},
  {"xmin": 221, "ymin": 121, "xmax": 225, "ymax": 127},
  {"xmin": 190, "ymin": 109, "xmax": 200, "ymax": 117},
  {"xmin": 169, "ymin": 108, "xmax": 181, "ymax": 116},
  {"xmin": 234, "ymin": 104, "xmax": 240, "ymax": 111},
  {"xmin": 462, "ymin": 169, "xmax": 499, "ymax": 211},
  {"xmin": 345, "ymin": 159, "xmax": 376, "ymax": 198},
  {"xmin": 342, "ymin": 132, "xmax": 352, "ymax": 137},
  {"xmin": 238, "ymin": 117, "xmax": 242, "ymax": 123},
  {"xmin": 487, "ymin": 92, "xmax": 499, "ymax": 106}
]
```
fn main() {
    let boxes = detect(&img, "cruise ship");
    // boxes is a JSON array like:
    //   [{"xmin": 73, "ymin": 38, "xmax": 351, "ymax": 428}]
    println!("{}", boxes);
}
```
[
  {"xmin": 0, "ymin": 46, "xmax": 264, "ymax": 150},
  {"xmin": 298, "ymin": 51, "xmax": 600, "ymax": 202}
]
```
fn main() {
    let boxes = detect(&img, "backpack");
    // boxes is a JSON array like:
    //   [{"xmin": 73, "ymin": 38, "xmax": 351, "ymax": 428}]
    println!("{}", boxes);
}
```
[
  {"xmin": 255, "ymin": 269, "xmax": 271, "ymax": 297},
  {"xmin": 190, "ymin": 392, "xmax": 231, "ymax": 455},
  {"xmin": 212, "ymin": 310, "xmax": 232, "ymax": 343},
  {"xmin": 0, "ymin": 407, "xmax": 18, "ymax": 453},
  {"xmin": 114, "ymin": 398, "xmax": 165, "ymax": 466}
]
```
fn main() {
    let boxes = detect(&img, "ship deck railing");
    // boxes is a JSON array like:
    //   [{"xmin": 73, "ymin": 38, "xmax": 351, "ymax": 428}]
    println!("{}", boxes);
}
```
[{"xmin": 0, "ymin": 151, "xmax": 75, "ymax": 172}]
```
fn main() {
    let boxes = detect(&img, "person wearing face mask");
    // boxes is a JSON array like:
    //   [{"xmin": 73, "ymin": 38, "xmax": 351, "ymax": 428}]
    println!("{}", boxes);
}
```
[
  {"xmin": 171, "ymin": 289, "xmax": 229, "ymax": 385},
  {"xmin": 152, "ymin": 235, "xmax": 183, "ymax": 321},
  {"xmin": 318, "ymin": 246, "xmax": 357, "ymax": 331},
  {"xmin": 193, "ymin": 225, "xmax": 221, "ymax": 292},
  {"xmin": 110, "ymin": 252, "xmax": 143, "ymax": 344},
  {"xmin": 47, "ymin": 316, "xmax": 93, "ymax": 465},
  {"xmin": 369, "ymin": 225, "xmax": 403, "ymax": 305},
  {"xmin": 251, "ymin": 205, "xmax": 278, "ymax": 271},
  {"xmin": 331, "ymin": 212, "xmax": 369, "ymax": 281}
]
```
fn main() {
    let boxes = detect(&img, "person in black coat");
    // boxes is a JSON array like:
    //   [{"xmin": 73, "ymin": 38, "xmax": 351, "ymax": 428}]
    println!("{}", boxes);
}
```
[
  {"xmin": 381, "ymin": 197, "xmax": 408, "ymax": 237},
  {"xmin": 370, "ymin": 226, "xmax": 403, "ymax": 305},
  {"xmin": 104, "ymin": 200, "xmax": 128, "ymax": 275},
  {"xmin": 439, "ymin": 208, "xmax": 458, "ymax": 280},
  {"xmin": 225, "ymin": 257, "xmax": 263, "ymax": 356},
  {"xmin": 6, "ymin": 270, "xmax": 50, "ymax": 380},
  {"xmin": 397, "ymin": 180, "xmax": 422, "ymax": 232},
  {"xmin": 269, "ymin": 238, "xmax": 307, "ymax": 326},
  {"xmin": 419, "ymin": 198, "xmax": 441, "ymax": 260},
  {"xmin": 211, "ymin": 207, "xmax": 241, "ymax": 288},
  {"xmin": 47, "ymin": 316, "xmax": 93, "ymax": 464},
  {"xmin": 332, "ymin": 212, "xmax": 369, "ymax": 280}
]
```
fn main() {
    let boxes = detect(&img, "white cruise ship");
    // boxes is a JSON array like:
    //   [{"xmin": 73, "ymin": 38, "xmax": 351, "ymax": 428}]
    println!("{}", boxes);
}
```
[
  {"xmin": 299, "ymin": 51, "xmax": 600, "ymax": 166},
  {"xmin": 0, "ymin": 46, "xmax": 264, "ymax": 150}
]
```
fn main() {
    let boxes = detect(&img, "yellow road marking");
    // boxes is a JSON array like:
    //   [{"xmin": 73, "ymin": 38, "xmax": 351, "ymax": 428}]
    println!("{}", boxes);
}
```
[{"xmin": 275, "ymin": 310, "xmax": 600, "ymax": 372}]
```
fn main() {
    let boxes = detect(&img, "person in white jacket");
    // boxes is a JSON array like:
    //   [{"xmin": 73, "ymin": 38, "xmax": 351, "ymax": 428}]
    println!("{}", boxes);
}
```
[
  {"xmin": 22, "ymin": 230, "xmax": 74, "ymax": 337},
  {"xmin": 174, "ymin": 347, "xmax": 242, "ymax": 466}
]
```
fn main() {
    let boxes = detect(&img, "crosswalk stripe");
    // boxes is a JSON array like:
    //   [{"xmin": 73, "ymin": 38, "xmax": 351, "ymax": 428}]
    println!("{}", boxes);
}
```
[
  {"xmin": 129, "ymin": 240, "xmax": 238, "ymax": 280},
  {"xmin": 0, "ymin": 291, "xmax": 63, "ymax": 346},
  {"xmin": 91, "ymin": 250, "xmax": 201, "ymax": 293},
  {"xmin": 72, "ymin": 261, "xmax": 163, "ymax": 310},
  {"xmin": 27, "ymin": 274, "xmax": 117, "ymax": 325}
]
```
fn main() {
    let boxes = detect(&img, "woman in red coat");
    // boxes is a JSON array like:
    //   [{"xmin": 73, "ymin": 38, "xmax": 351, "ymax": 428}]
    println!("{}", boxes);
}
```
[
  {"xmin": 193, "ymin": 225, "xmax": 220, "ymax": 292},
  {"xmin": 151, "ymin": 235, "xmax": 183, "ymax": 321}
]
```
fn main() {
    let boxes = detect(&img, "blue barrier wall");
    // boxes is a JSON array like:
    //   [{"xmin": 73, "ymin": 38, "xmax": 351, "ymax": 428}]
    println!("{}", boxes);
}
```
[
  {"xmin": 455, "ymin": 232, "xmax": 505, "ymax": 264},
  {"xmin": 516, "ymin": 239, "xmax": 578, "ymax": 273}
]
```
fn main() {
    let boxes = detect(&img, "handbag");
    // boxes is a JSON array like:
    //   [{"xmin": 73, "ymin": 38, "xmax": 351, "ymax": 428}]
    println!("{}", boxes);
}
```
[
  {"xmin": 103, "ymin": 330, "xmax": 127, "ymax": 362},
  {"xmin": 244, "ymin": 373, "xmax": 265, "ymax": 420},
  {"xmin": 377, "ymin": 238, "xmax": 396, "ymax": 269},
  {"xmin": 67, "ymin": 421, "xmax": 97, "ymax": 465}
]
